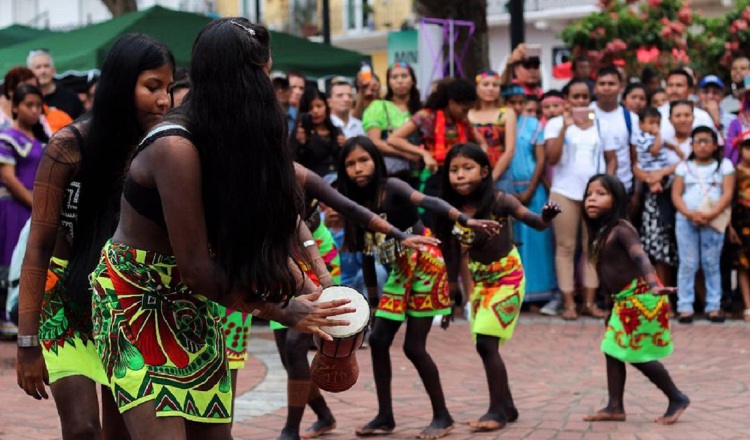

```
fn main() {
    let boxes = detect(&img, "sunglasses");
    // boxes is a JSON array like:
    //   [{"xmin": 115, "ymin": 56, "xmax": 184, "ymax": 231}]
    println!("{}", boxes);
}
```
[{"xmin": 520, "ymin": 59, "xmax": 540, "ymax": 69}]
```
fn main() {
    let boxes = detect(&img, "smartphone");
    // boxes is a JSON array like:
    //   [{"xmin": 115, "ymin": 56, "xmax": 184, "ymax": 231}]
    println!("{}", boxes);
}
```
[
  {"xmin": 572, "ymin": 107, "xmax": 595, "ymax": 124},
  {"xmin": 525, "ymin": 44, "xmax": 541, "ymax": 59}
]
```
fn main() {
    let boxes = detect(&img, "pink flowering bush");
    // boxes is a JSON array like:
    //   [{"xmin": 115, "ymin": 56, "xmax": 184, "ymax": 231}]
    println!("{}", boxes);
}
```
[{"xmin": 560, "ymin": 0, "xmax": 715, "ymax": 77}]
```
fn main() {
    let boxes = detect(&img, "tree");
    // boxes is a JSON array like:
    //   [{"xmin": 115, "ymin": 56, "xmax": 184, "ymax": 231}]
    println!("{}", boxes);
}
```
[
  {"xmin": 101, "ymin": 0, "xmax": 138, "ymax": 17},
  {"xmin": 415, "ymin": 0, "xmax": 490, "ymax": 79}
]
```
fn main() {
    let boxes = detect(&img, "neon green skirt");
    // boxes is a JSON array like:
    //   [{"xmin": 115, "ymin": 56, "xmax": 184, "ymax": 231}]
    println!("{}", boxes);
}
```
[
  {"xmin": 90, "ymin": 241, "xmax": 232, "ymax": 423},
  {"xmin": 39, "ymin": 257, "xmax": 108, "ymax": 385}
]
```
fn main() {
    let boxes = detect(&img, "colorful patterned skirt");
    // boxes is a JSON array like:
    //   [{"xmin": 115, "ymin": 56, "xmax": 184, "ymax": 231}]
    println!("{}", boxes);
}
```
[
  {"xmin": 468, "ymin": 247, "xmax": 525, "ymax": 342},
  {"xmin": 376, "ymin": 229, "xmax": 451, "ymax": 321},
  {"xmin": 90, "ymin": 241, "xmax": 232, "ymax": 423},
  {"xmin": 601, "ymin": 278, "xmax": 673, "ymax": 364},
  {"xmin": 39, "ymin": 257, "xmax": 108, "ymax": 385},
  {"xmin": 214, "ymin": 303, "xmax": 252, "ymax": 370}
]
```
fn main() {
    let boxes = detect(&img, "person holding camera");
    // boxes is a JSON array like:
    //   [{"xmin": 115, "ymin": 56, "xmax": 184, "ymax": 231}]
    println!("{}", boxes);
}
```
[
  {"xmin": 500, "ymin": 43, "xmax": 543, "ymax": 100},
  {"xmin": 291, "ymin": 87, "xmax": 345, "ymax": 179}
]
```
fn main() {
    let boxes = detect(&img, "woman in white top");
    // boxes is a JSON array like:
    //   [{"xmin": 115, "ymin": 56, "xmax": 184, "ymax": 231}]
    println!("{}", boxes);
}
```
[{"xmin": 544, "ymin": 78, "xmax": 610, "ymax": 320}]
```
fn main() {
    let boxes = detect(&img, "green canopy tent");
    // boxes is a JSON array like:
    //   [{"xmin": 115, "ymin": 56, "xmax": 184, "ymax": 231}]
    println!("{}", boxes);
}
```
[
  {"xmin": 0, "ymin": 6, "xmax": 369, "ymax": 78},
  {"xmin": 0, "ymin": 24, "xmax": 57, "ymax": 48}
]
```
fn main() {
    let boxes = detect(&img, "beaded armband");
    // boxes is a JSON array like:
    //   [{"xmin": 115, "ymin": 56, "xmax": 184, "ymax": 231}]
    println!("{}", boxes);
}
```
[{"xmin": 452, "ymin": 222, "xmax": 475, "ymax": 245}]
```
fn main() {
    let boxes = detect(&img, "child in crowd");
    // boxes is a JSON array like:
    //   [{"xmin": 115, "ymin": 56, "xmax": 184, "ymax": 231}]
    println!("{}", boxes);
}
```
[
  {"xmin": 728, "ymin": 132, "xmax": 750, "ymax": 321},
  {"xmin": 581, "ymin": 174, "xmax": 689, "ymax": 425},
  {"xmin": 650, "ymin": 88, "xmax": 667, "ymax": 109},
  {"xmin": 621, "ymin": 83, "xmax": 648, "ymax": 115},
  {"xmin": 540, "ymin": 90, "xmax": 565, "ymax": 126},
  {"xmin": 635, "ymin": 107, "xmax": 684, "ymax": 195},
  {"xmin": 672, "ymin": 126, "xmax": 735, "ymax": 323},
  {"xmin": 436, "ymin": 143, "xmax": 560, "ymax": 432},
  {"xmin": 522, "ymin": 95, "xmax": 540, "ymax": 118}
]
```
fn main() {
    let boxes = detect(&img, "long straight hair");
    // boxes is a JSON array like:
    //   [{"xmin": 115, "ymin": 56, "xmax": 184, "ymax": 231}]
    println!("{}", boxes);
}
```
[
  {"xmin": 186, "ymin": 18, "xmax": 302, "ymax": 303},
  {"xmin": 297, "ymin": 87, "xmax": 338, "ymax": 136},
  {"xmin": 336, "ymin": 136, "xmax": 387, "ymax": 252},
  {"xmin": 384, "ymin": 64, "xmax": 422, "ymax": 115},
  {"xmin": 11, "ymin": 84, "xmax": 49, "ymax": 143},
  {"xmin": 66, "ymin": 34, "xmax": 174, "ymax": 305},
  {"xmin": 434, "ymin": 143, "xmax": 495, "ymax": 245},
  {"xmin": 581, "ymin": 174, "xmax": 629, "ymax": 265}
]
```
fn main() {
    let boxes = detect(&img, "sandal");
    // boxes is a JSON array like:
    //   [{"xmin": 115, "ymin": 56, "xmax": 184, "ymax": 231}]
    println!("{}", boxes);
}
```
[
  {"xmin": 582, "ymin": 303, "xmax": 607, "ymax": 319},
  {"xmin": 706, "ymin": 311, "xmax": 726, "ymax": 323},
  {"xmin": 561, "ymin": 303, "xmax": 578, "ymax": 321},
  {"xmin": 677, "ymin": 313, "xmax": 693, "ymax": 324}
]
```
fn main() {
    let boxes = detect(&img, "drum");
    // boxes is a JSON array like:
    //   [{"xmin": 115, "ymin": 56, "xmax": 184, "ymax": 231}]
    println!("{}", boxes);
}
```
[{"xmin": 311, "ymin": 285, "xmax": 370, "ymax": 393}]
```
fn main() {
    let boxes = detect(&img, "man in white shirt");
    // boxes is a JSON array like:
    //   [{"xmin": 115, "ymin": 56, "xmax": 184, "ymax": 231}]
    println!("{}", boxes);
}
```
[
  {"xmin": 659, "ymin": 68, "xmax": 716, "ymax": 141},
  {"xmin": 590, "ymin": 66, "xmax": 639, "ymax": 193},
  {"xmin": 328, "ymin": 79, "xmax": 365, "ymax": 139}
]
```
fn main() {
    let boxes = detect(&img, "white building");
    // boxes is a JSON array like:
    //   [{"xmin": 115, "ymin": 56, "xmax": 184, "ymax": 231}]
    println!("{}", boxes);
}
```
[{"xmin": 0, "ymin": 0, "xmax": 217, "ymax": 29}]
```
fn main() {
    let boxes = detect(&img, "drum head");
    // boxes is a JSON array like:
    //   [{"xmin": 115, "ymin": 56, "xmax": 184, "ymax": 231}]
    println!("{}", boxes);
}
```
[{"xmin": 318, "ymin": 285, "xmax": 370, "ymax": 338}]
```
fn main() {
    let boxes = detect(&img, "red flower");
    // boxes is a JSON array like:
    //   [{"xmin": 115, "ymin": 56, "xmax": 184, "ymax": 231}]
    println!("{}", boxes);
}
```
[
  {"xmin": 657, "ymin": 301, "xmax": 670, "ymax": 329},
  {"xmin": 661, "ymin": 27, "xmax": 673, "ymax": 38},
  {"xmin": 647, "ymin": 0, "xmax": 663, "ymax": 7},
  {"xmin": 743, "ymin": 6, "xmax": 750, "ymax": 22},
  {"xmin": 677, "ymin": 7, "xmax": 692, "ymax": 25},
  {"xmin": 671, "ymin": 48, "xmax": 690, "ymax": 63},
  {"xmin": 637, "ymin": 46, "xmax": 660, "ymax": 63},
  {"xmin": 618, "ymin": 306, "xmax": 641, "ymax": 335},
  {"xmin": 734, "ymin": 19, "xmax": 748, "ymax": 32}
]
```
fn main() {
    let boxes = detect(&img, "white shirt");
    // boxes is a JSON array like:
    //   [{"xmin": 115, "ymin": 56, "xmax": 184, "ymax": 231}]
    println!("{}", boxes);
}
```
[
  {"xmin": 662, "ymin": 136, "xmax": 692, "ymax": 165},
  {"xmin": 675, "ymin": 158, "xmax": 734, "ymax": 214},
  {"xmin": 544, "ymin": 115, "xmax": 609, "ymax": 201},
  {"xmin": 590, "ymin": 103, "xmax": 639, "ymax": 191},
  {"xmin": 330, "ymin": 114, "xmax": 365, "ymax": 139},
  {"xmin": 658, "ymin": 104, "xmax": 716, "ymax": 143}
]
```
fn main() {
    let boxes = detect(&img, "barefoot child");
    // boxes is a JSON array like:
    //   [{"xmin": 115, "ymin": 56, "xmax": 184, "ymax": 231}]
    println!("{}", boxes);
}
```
[
  {"xmin": 581, "ymin": 174, "xmax": 690, "ymax": 425},
  {"xmin": 436, "ymin": 143, "xmax": 561, "ymax": 431},
  {"xmin": 338, "ymin": 136, "xmax": 499, "ymax": 439}
]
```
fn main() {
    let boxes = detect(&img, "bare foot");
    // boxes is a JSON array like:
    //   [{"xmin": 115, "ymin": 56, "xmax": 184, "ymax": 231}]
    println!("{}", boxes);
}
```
[
  {"xmin": 468, "ymin": 412, "xmax": 506, "ymax": 432},
  {"xmin": 583, "ymin": 407, "xmax": 626, "ymax": 422},
  {"xmin": 416, "ymin": 416, "xmax": 455, "ymax": 439},
  {"xmin": 301, "ymin": 417, "xmax": 337, "ymax": 439},
  {"xmin": 355, "ymin": 415, "xmax": 395, "ymax": 437},
  {"xmin": 655, "ymin": 393, "xmax": 690, "ymax": 425}
]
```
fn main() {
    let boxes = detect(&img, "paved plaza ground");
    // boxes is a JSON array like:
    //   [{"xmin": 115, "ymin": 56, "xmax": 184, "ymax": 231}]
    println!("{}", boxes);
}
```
[{"xmin": 0, "ymin": 315, "xmax": 748, "ymax": 440}]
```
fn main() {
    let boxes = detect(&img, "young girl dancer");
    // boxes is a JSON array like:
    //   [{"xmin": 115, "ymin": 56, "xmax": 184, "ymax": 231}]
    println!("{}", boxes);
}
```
[
  {"xmin": 338, "ymin": 136, "xmax": 499, "ymax": 439},
  {"xmin": 582, "ymin": 174, "xmax": 689, "ymax": 425},
  {"xmin": 273, "ymin": 162, "xmax": 437, "ymax": 440},
  {"xmin": 437, "ymin": 143, "xmax": 560, "ymax": 431}
]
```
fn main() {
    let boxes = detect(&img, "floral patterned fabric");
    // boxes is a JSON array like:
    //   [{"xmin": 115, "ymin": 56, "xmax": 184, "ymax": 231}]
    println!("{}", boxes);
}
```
[
  {"xmin": 467, "ymin": 247, "xmax": 525, "ymax": 343},
  {"xmin": 90, "ymin": 241, "xmax": 232, "ymax": 423},
  {"xmin": 213, "ymin": 304, "xmax": 252, "ymax": 370},
  {"xmin": 376, "ymin": 228, "xmax": 451, "ymax": 321},
  {"xmin": 601, "ymin": 278, "xmax": 673, "ymax": 364},
  {"xmin": 732, "ymin": 166, "xmax": 750, "ymax": 269},
  {"xmin": 39, "ymin": 257, "xmax": 108, "ymax": 385}
]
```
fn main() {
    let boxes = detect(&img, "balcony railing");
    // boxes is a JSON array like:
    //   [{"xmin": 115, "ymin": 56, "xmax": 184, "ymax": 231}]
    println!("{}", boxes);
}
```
[{"xmin": 487, "ymin": 0, "xmax": 598, "ymax": 16}]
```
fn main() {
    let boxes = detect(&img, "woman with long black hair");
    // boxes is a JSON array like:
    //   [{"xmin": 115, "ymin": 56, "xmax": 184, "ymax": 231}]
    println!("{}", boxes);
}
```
[
  {"xmin": 89, "ymin": 19, "xmax": 351, "ymax": 439},
  {"xmin": 16, "ymin": 34, "xmax": 174, "ymax": 439}
]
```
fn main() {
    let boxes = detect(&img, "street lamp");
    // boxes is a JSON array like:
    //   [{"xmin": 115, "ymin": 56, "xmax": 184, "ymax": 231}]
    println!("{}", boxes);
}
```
[{"xmin": 509, "ymin": 0, "xmax": 525, "ymax": 50}]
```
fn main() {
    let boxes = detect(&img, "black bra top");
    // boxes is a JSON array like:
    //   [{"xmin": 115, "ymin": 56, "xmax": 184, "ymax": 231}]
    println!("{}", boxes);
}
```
[{"xmin": 122, "ymin": 124, "xmax": 191, "ymax": 229}]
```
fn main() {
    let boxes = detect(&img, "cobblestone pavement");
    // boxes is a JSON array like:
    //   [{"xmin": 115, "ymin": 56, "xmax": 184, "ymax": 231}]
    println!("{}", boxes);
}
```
[{"xmin": 1, "ymin": 315, "xmax": 748, "ymax": 440}]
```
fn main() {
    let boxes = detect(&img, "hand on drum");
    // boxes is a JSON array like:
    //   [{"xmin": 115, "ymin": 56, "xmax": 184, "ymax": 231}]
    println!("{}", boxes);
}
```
[{"xmin": 288, "ymin": 289, "xmax": 355, "ymax": 341}]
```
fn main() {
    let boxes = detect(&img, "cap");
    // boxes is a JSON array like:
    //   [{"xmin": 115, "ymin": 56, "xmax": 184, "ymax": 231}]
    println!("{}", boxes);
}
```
[{"xmin": 698, "ymin": 75, "xmax": 725, "ymax": 90}]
